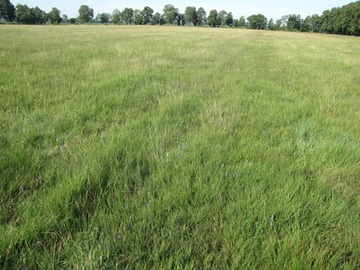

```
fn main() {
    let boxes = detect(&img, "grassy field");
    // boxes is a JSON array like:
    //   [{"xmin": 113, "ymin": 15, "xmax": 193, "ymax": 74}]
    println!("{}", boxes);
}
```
[{"xmin": 1, "ymin": 25, "xmax": 360, "ymax": 269}]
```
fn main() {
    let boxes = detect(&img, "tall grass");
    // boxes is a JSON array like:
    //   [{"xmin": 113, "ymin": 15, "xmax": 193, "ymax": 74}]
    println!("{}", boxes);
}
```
[{"xmin": 1, "ymin": 25, "xmax": 360, "ymax": 269}]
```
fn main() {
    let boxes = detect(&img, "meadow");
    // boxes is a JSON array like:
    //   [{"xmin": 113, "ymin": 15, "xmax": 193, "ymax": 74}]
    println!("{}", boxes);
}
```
[{"xmin": 0, "ymin": 25, "xmax": 360, "ymax": 269}]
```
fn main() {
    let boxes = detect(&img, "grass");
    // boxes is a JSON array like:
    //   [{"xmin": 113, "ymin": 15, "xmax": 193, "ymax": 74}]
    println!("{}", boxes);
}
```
[{"xmin": 0, "ymin": 25, "xmax": 360, "ymax": 269}]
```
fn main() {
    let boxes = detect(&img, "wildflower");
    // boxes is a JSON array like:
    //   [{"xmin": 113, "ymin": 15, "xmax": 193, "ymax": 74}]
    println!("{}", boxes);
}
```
[
  {"xmin": 115, "ymin": 235, "xmax": 121, "ymax": 240},
  {"xmin": 146, "ymin": 201, "xmax": 150, "ymax": 208},
  {"xmin": 19, "ymin": 185, "xmax": 25, "ymax": 191}
]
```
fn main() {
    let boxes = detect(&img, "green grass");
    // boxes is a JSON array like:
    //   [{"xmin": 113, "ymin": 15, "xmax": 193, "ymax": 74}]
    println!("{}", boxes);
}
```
[{"xmin": 1, "ymin": 25, "xmax": 360, "ymax": 269}]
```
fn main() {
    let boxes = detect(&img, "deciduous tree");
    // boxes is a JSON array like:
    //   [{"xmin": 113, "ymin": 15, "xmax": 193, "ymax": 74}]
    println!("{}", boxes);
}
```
[
  {"xmin": 308, "ymin": 14, "xmax": 321, "ymax": 32},
  {"xmin": 78, "ymin": 5, "xmax": 93, "ymax": 23},
  {"xmin": 319, "ymin": 2, "xmax": 360, "ymax": 36},
  {"xmin": 140, "ymin": 6, "xmax": 153, "ymax": 25},
  {"xmin": 287, "ymin": 14, "xmax": 302, "ymax": 31},
  {"xmin": 162, "ymin": 4, "xmax": 178, "ymax": 25},
  {"xmin": 237, "ymin": 16, "xmax": 247, "ymax": 28},
  {"xmin": 112, "ymin": 9, "xmax": 121, "ymax": 24},
  {"xmin": 185, "ymin": 6, "xmax": 197, "ymax": 25},
  {"xmin": 0, "ymin": 0, "xmax": 15, "ymax": 22},
  {"xmin": 31, "ymin": 6, "xmax": 47, "ymax": 24},
  {"xmin": 226, "ymin": 12, "xmax": 234, "ymax": 26},
  {"xmin": 48, "ymin": 7, "xmax": 61, "ymax": 24},
  {"xmin": 247, "ymin": 14, "xmax": 267, "ymax": 29},
  {"xmin": 151, "ymin": 12, "xmax": 161, "ymax": 25},
  {"xmin": 218, "ymin": 10, "xmax": 228, "ymax": 26},
  {"xmin": 122, "ymin": 8, "xmax": 134, "ymax": 25},
  {"xmin": 176, "ymin": 13, "xmax": 185, "ymax": 25},
  {"xmin": 134, "ymin": 9, "xmax": 142, "ymax": 25},
  {"xmin": 268, "ymin": 18, "xmax": 275, "ymax": 30},
  {"xmin": 62, "ymin": 14, "xmax": 68, "ymax": 23},
  {"xmin": 16, "ymin": 4, "xmax": 46, "ymax": 24},
  {"xmin": 99, "ymin": 13, "xmax": 110, "ymax": 24},
  {"xmin": 197, "ymin": 7, "xmax": 206, "ymax": 26},
  {"xmin": 15, "ymin": 4, "xmax": 30, "ymax": 23},
  {"xmin": 208, "ymin": 9, "xmax": 219, "ymax": 27}
]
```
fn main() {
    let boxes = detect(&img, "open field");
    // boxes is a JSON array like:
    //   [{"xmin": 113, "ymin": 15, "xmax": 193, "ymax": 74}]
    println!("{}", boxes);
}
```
[{"xmin": 1, "ymin": 25, "xmax": 360, "ymax": 269}]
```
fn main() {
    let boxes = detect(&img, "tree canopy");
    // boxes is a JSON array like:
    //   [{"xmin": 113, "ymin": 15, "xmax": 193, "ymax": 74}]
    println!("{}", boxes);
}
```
[
  {"xmin": 78, "ymin": 5, "xmax": 93, "ymax": 23},
  {"xmin": 140, "ymin": 6, "xmax": 154, "ymax": 25},
  {"xmin": 208, "ymin": 9, "xmax": 219, "ymax": 27},
  {"xmin": 185, "ymin": 6, "xmax": 197, "ymax": 25},
  {"xmin": 3, "ymin": 1, "xmax": 360, "ymax": 36},
  {"xmin": 15, "ymin": 4, "xmax": 46, "ymax": 24},
  {"xmin": 48, "ymin": 7, "xmax": 61, "ymax": 24},
  {"xmin": 320, "ymin": 1, "xmax": 360, "ymax": 35},
  {"xmin": 0, "ymin": 0, "xmax": 15, "ymax": 22},
  {"xmin": 162, "ymin": 4, "xmax": 178, "ymax": 25},
  {"xmin": 247, "ymin": 14, "xmax": 268, "ymax": 29}
]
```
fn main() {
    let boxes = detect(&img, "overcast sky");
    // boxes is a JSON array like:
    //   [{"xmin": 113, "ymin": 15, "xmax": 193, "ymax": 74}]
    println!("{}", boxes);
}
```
[{"xmin": 16, "ymin": 0, "xmax": 353, "ymax": 20}]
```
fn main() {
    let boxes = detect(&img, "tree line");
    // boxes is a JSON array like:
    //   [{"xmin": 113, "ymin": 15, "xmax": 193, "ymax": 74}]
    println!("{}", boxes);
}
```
[{"xmin": 0, "ymin": 0, "xmax": 359, "ymax": 36}]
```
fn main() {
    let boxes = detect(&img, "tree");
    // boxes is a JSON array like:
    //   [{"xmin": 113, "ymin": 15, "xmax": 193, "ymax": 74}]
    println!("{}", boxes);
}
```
[
  {"xmin": 140, "ymin": 6, "xmax": 153, "ymax": 25},
  {"xmin": 208, "ymin": 9, "xmax": 219, "ymax": 27},
  {"xmin": 309, "ymin": 14, "xmax": 321, "ymax": 32},
  {"xmin": 160, "ymin": 14, "xmax": 166, "ymax": 25},
  {"xmin": 320, "ymin": 10, "xmax": 332, "ymax": 33},
  {"xmin": 162, "ymin": 4, "xmax": 178, "ymax": 25},
  {"xmin": 134, "ymin": 9, "xmax": 142, "ymax": 25},
  {"xmin": 225, "ymin": 12, "xmax": 234, "ymax": 26},
  {"xmin": 237, "ymin": 16, "xmax": 247, "ymax": 28},
  {"xmin": 30, "ymin": 6, "xmax": 47, "ymax": 24},
  {"xmin": 112, "ymin": 9, "xmax": 121, "ymax": 24},
  {"xmin": 48, "ymin": 7, "xmax": 61, "ymax": 24},
  {"xmin": 122, "ymin": 8, "xmax": 134, "ymax": 25},
  {"xmin": 176, "ymin": 13, "xmax": 185, "ymax": 26},
  {"xmin": 99, "ymin": 13, "xmax": 110, "ymax": 24},
  {"xmin": 151, "ymin": 12, "xmax": 161, "ymax": 25},
  {"xmin": 275, "ymin": 19, "xmax": 283, "ymax": 30},
  {"xmin": 268, "ymin": 18, "xmax": 275, "ymax": 30},
  {"xmin": 287, "ymin": 14, "xmax": 302, "ymax": 31},
  {"xmin": 247, "ymin": 14, "xmax": 267, "ymax": 29},
  {"xmin": 301, "ymin": 16, "xmax": 312, "ymax": 32},
  {"xmin": 343, "ymin": 2, "xmax": 360, "ymax": 36},
  {"xmin": 218, "ymin": 10, "xmax": 228, "ymax": 26},
  {"xmin": 197, "ymin": 7, "xmax": 206, "ymax": 26},
  {"xmin": 276, "ymin": 15, "xmax": 288, "ymax": 30},
  {"xmin": 16, "ymin": 4, "xmax": 46, "ymax": 24},
  {"xmin": 15, "ymin": 4, "xmax": 31, "ymax": 24},
  {"xmin": 78, "ymin": 5, "xmax": 93, "ymax": 23},
  {"xmin": 62, "ymin": 14, "xmax": 68, "ymax": 23},
  {"xmin": 0, "ymin": 0, "xmax": 16, "ymax": 22},
  {"xmin": 185, "ymin": 6, "xmax": 197, "ymax": 25},
  {"xmin": 319, "ymin": 2, "xmax": 360, "ymax": 36}
]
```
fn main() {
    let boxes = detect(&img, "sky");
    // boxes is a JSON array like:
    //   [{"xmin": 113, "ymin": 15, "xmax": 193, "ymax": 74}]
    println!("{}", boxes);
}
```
[{"xmin": 16, "ymin": 0, "xmax": 354, "ymax": 20}]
